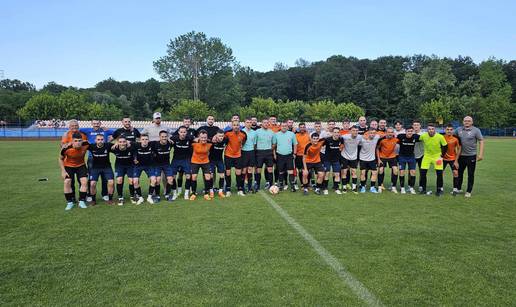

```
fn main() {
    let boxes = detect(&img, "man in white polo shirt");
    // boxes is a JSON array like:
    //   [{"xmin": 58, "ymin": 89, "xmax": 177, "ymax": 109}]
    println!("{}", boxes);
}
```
[{"xmin": 142, "ymin": 112, "xmax": 171, "ymax": 141}]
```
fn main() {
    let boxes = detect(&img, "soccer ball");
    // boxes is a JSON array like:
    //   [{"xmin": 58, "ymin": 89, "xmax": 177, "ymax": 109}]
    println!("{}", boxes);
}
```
[{"xmin": 269, "ymin": 185, "xmax": 280, "ymax": 195}]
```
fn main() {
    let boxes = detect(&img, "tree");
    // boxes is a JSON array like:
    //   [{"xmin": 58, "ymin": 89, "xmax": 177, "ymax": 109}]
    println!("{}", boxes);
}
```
[
  {"xmin": 167, "ymin": 99, "xmax": 214, "ymax": 121},
  {"xmin": 305, "ymin": 100, "xmax": 336, "ymax": 121},
  {"xmin": 0, "ymin": 79, "xmax": 35, "ymax": 92},
  {"xmin": 18, "ymin": 93, "xmax": 61, "ymax": 120},
  {"xmin": 87, "ymin": 102, "xmax": 123, "ymax": 120},
  {"xmin": 419, "ymin": 98, "xmax": 452, "ymax": 124},
  {"xmin": 153, "ymin": 31, "xmax": 235, "ymax": 101},
  {"xmin": 332, "ymin": 102, "xmax": 365, "ymax": 121},
  {"xmin": 42, "ymin": 82, "xmax": 68, "ymax": 94}
]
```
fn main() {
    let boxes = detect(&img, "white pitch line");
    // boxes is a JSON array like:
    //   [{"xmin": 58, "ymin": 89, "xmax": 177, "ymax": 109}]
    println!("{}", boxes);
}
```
[{"xmin": 259, "ymin": 191, "xmax": 384, "ymax": 307}]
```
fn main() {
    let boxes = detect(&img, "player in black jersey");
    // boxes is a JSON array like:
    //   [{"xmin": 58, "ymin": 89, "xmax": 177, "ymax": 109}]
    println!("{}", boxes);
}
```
[
  {"xmin": 151, "ymin": 130, "xmax": 175, "ymax": 203},
  {"xmin": 396, "ymin": 126, "xmax": 420, "ymax": 194},
  {"xmin": 196, "ymin": 115, "xmax": 220, "ymax": 138},
  {"xmin": 323, "ymin": 127, "xmax": 344, "ymax": 194},
  {"xmin": 172, "ymin": 117, "xmax": 196, "ymax": 193},
  {"xmin": 111, "ymin": 136, "xmax": 135, "ymax": 206},
  {"xmin": 132, "ymin": 134, "xmax": 155, "ymax": 204},
  {"xmin": 87, "ymin": 134, "xmax": 114, "ymax": 205},
  {"xmin": 170, "ymin": 126, "xmax": 195, "ymax": 200},
  {"xmin": 209, "ymin": 130, "xmax": 228, "ymax": 198},
  {"xmin": 112, "ymin": 117, "xmax": 141, "ymax": 144}
]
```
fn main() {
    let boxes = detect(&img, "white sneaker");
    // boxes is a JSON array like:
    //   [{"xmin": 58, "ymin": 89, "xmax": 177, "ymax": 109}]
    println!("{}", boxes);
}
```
[
  {"xmin": 146, "ymin": 195, "xmax": 154, "ymax": 204},
  {"xmin": 335, "ymin": 189, "xmax": 342, "ymax": 195},
  {"xmin": 117, "ymin": 198, "xmax": 124, "ymax": 206},
  {"xmin": 86, "ymin": 196, "xmax": 93, "ymax": 202},
  {"xmin": 323, "ymin": 189, "xmax": 329, "ymax": 195},
  {"xmin": 177, "ymin": 187, "xmax": 183, "ymax": 194},
  {"xmin": 378, "ymin": 187, "xmax": 383, "ymax": 194},
  {"xmin": 418, "ymin": 186, "xmax": 423, "ymax": 192},
  {"xmin": 184, "ymin": 190, "xmax": 190, "ymax": 200},
  {"xmin": 283, "ymin": 185, "xmax": 289, "ymax": 191},
  {"xmin": 391, "ymin": 187, "xmax": 398, "ymax": 194},
  {"xmin": 172, "ymin": 191, "xmax": 178, "ymax": 201},
  {"xmin": 465, "ymin": 192, "xmax": 472, "ymax": 198},
  {"xmin": 400, "ymin": 187, "xmax": 406, "ymax": 194},
  {"xmin": 294, "ymin": 184, "xmax": 299, "ymax": 191},
  {"xmin": 78, "ymin": 201, "xmax": 87, "ymax": 209},
  {"xmin": 225, "ymin": 191, "xmax": 232, "ymax": 197},
  {"xmin": 130, "ymin": 197, "xmax": 137, "ymax": 204},
  {"xmin": 409, "ymin": 187, "xmax": 416, "ymax": 195},
  {"xmin": 102, "ymin": 195, "xmax": 109, "ymax": 201},
  {"xmin": 136, "ymin": 196, "xmax": 144, "ymax": 205},
  {"xmin": 237, "ymin": 191, "xmax": 246, "ymax": 196}
]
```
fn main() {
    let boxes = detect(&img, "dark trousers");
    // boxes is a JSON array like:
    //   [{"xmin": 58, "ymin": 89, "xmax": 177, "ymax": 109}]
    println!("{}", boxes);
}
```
[
  {"xmin": 87, "ymin": 160, "xmax": 108, "ymax": 197},
  {"xmin": 457, "ymin": 155, "xmax": 477, "ymax": 193}
]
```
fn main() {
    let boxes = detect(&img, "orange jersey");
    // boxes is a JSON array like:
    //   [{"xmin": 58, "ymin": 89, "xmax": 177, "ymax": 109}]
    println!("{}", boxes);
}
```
[
  {"xmin": 376, "ymin": 130, "xmax": 386, "ymax": 138},
  {"xmin": 339, "ymin": 129, "xmax": 350, "ymax": 136},
  {"xmin": 270, "ymin": 124, "xmax": 281, "ymax": 133},
  {"xmin": 295, "ymin": 132, "xmax": 310, "ymax": 156},
  {"xmin": 61, "ymin": 131, "xmax": 87, "ymax": 144},
  {"xmin": 224, "ymin": 130, "xmax": 247, "ymax": 158},
  {"xmin": 303, "ymin": 140, "xmax": 325, "ymax": 163},
  {"xmin": 61, "ymin": 144, "xmax": 88, "ymax": 167},
  {"xmin": 444, "ymin": 135, "xmax": 460, "ymax": 161},
  {"xmin": 378, "ymin": 137, "xmax": 398, "ymax": 159},
  {"xmin": 191, "ymin": 142, "xmax": 212, "ymax": 164}
]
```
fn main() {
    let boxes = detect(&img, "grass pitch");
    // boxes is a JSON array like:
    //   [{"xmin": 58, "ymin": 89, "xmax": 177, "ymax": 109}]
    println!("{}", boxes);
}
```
[{"xmin": 1, "ymin": 139, "xmax": 515, "ymax": 306}]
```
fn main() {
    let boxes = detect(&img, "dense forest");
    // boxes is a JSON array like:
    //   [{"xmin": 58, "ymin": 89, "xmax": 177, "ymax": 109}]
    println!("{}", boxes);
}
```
[{"xmin": 1, "ymin": 32, "xmax": 515, "ymax": 127}]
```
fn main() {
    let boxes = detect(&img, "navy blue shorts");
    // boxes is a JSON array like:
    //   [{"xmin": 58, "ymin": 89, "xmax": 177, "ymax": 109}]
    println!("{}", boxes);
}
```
[
  {"xmin": 324, "ymin": 161, "xmax": 341, "ymax": 172},
  {"xmin": 171, "ymin": 159, "xmax": 191, "ymax": 174},
  {"xmin": 398, "ymin": 156, "xmax": 416, "ymax": 171},
  {"xmin": 114, "ymin": 165, "xmax": 134, "ymax": 178},
  {"xmin": 89, "ymin": 167, "xmax": 114, "ymax": 181},
  {"xmin": 155, "ymin": 164, "xmax": 174, "ymax": 177},
  {"xmin": 210, "ymin": 160, "xmax": 225, "ymax": 173},
  {"xmin": 133, "ymin": 165, "xmax": 155, "ymax": 178}
]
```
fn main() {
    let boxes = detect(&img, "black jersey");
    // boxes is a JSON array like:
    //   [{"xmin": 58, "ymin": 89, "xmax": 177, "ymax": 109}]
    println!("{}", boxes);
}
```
[
  {"xmin": 324, "ymin": 137, "xmax": 344, "ymax": 162},
  {"xmin": 355, "ymin": 125, "xmax": 368, "ymax": 135},
  {"xmin": 112, "ymin": 127, "xmax": 141, "ymax": 143},
  {"xmin": 133, "ymin": 143, "xmax": 154, "ymax": 166},
  {"xmin": 170, "ymin": 135, "xmax": 194, "ymax": 160},
  {"xmin": 172, "ymin": 126, "xmax": 196, "ymax": 139},
  {"xmin": 111, "ymin": 146, "xmax": 134, "ymax": 166},
  {"xmin": 88, "ymin": 143, "xmax": 112, "ymax": 168},
  {"xmin": 397, "ymin": 134, "xmax": 420, "ymax": 157},
  {"xmin": 209, "ymin": 138, "xmax": 228, "ymax": 161},
  {"xmin": 196, "ymin": 125, "xmax": 220, "ymax": 138},
  {"xmin": 151, "ymin": 141, "xmax": 173, "ymax": 165}
]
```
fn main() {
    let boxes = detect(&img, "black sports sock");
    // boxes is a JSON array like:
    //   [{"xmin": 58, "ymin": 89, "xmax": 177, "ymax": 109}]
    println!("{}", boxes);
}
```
[
  {"xmin": 289, "ymin": 174, "xmax": 295, "ymax": 186},
  {"xmin": 79, "ymin": 191, "xmax": 87, "ymax": 201},
  {"xmin": 155, "ymin": 184, "xmax": 161, "ymax": 196},
  {"xmin": 343, "ymin": 175, "xmax": 349, "ymax": 186},
  {"xmin": 236, "ymin": 174, "xmax": 244, "ymax": 191},
  {"xmin": 399, "ymin": 175, "xmax": 405, "ymax": 188},
  {"xmin": 264, "ymin": 170, "xmax": 272, "ymax": 185},
  {"xmin": 255, "ymin": 172, "xmax": 262, "ymax": 188},
  {"xmin": 409, "ymin": 175, "xmax": 416, "ymax": 188},
  {"xmin": 177, "ymin": 173, "xmax": 183, "ymax": 189},
  {"xmin": 453, "ymin": 176, "xmax": 458, "ymax": 189},
  {"xmin": 391, "ymin": 173, "xmax": 398, "ymax": 187},
  {"xmin": 91, "ymin": 194, "xmax": 96, "ymax": 202},
  {"xmin": 436, "ymin": 170, "xmax": 443, "ymax": 191},
  {"xmin": 129, "ymin": 184, "xmax": 135, "ymax": 197},
  {"xmin": 333, "ymin": 180, "xmax": 340, "ymax": 190},
  {"xmin": 108, "ymin": 194, "xmax": 113, "ymax": 200},
  {"xmin": 218, "ymin": 176, "xmax": 225, "ymax": 189},
  {"xmin": 273, "ymin": 167, "xmax": 279, "ymax": 184},
  {"xmin": 370, "ymin": 181, "xmax": 376, "ymax": 188},
  {"xmin": 191, "ymin": 179, "xmax": 197, "ymax": 195},
  {"xmin": 378, "ymin": 173, "xmax": 384, "ymax": 186},
  {"xmin": 360, "ymin": 180, "xmax": 366, "ymax": 188},
  {"xmin": 165, "ymin": 183, "xmax": 172, "ymax": 195},
  {"xmin": 303, "ymin": 183, "xmax": 308, "ymax": 188},
  {"xmin": 64, "ymin": 192, "xmax": 74, "ymax": 202},
  {"xmin": 247, "ymin": 173, "xmax": 253, "ymax": 190},
  {"xmin": 323, "ymin": 179, "xmax": 329, "ymax": 190},
  {"xmin": 316, "ymin": 183, "xmax": 321, "ymax": 189},
  {"xmin": 185, "ymin": 178, "xmax": 191, "ymax": 191},
  {"xmin": 116, "ymin": 183, "xmax": 123, "ymax": 198},
  {"xmin": 352, "ymin": 177, "xmax": 358, "ymax": 186},
  {"xmin": 148, "ymin": 185, "xmax": 154, "ymax": 195},
  {"xmin": 171, "ymin": 179, "xmax": 177, "ymax": 190},
  {"xmin": 206, "ymin": 178, "xmax": 213, "ymax": 191},
  {"xmin": 298, "ymin": 171, "xmax": 303, "ymax": 185},
  {"xmin": 420, "ymin": 169, "xmax": 428, "ymax": 190},
  {"xmin": 135, "ymin": 187, "xmax": 142, "ymax": 197},
  {"xmin": 225, "ymin": 174, "xmax": 232, "ymax": 192}
]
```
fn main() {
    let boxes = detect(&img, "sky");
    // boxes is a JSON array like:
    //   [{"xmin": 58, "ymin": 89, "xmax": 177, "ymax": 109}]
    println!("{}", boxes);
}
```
[{"xmin": 1, "ymin": 0, "xmax": 515, "ymax": 88}]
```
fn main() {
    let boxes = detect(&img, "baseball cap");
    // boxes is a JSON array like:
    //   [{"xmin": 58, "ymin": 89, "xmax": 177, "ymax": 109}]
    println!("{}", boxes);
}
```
[{"xmin": 153, "ymin": 112, "xmax": 161, "ymax": 119}]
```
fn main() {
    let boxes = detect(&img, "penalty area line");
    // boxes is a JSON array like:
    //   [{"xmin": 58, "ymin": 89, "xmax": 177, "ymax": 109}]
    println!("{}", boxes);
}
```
[{"xmin": 258, "ymin": 191, "xmax": 384, "ymax": 307}]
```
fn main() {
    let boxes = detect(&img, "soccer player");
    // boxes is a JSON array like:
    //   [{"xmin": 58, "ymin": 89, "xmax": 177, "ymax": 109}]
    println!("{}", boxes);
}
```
[
  {"xmin": 302, "ymin": 133, "xmax": 326, "ymax": 195},
  {"xmin": 376, "ymin": 127, "xmax": 399, "ymax": 193},
  {"xmin": 254, "ymin": 118, "xmax": 275, "ymax": 190},
  {"xmin": 340, "ymin": 119, "xmax": 351, "ymax": 135},
  {"xmin": 111, "ymin": 136, "xmax": 135, "ymax": 205},
  {"xmin": 112, "ymin": 117, "xmax": 141, "ymax": 145},
  {"xmin": 369, "ymin": 119, "xmax": 378, "ymax": 132},
  {"xmin": 197, "ymin": 114, "xmax": 220, "ymax": 139},
  {"xmin": 419, "ymin": 123, "xmax": 448, "ymax": 196},
  {"xmin": 443, "ymin": 124, "xmax": 461, "ymax": 195},
  {"xmin": 359, "ymin": 128, "xmax": 381, "ymax": 193},
  {"xmin": 455, "ymin": 116, "xmax": 484, "ymax": 197},
  {"xmin": 396, "ymin": 126, "xmax": 420, "ymax": 194},
  {"xmin": 286, "ymin": 119, "xmax": 295, "ymax": 132},
  {"xmin": 295, "ymin": 122, "xmax": 311, "ymax": 189},
  {"xmin": 132, "ymin": 134, "xmax": 156, "ymax": 204},
  {"xmin": 61, "ymin": 119, "xmax": 88, "ymax": 144},
  {"xmin": 241, "ymin": 118, "xmax": 258, "ymax": 193},
  {"xmin": 59, "ymin": 132, "xmax": 89, "ymax": 210},
  {"xmin": 340, "ymin": 126, "xmax": 362, "ymax": 193},
  {"xmin": 323, "ymin": 127, "xmax": 344, "ymax": 194},
  {"xmin": 151, "ymin": 130, "xmax": 175, "ymax": 202},
  {"xmin": 223, "ymin": 114, "xmax": 243, "ymax": 132},
  {"xmin": 170, "ymin": 127, "xmax": 194, "ymax": 200},
  {"xmin": 224, "ymin": 120, "xmax": 247, "ymax": 196},
  {"xmin": 173, "ymin": 117, "xmax": 196, "ymax": 193},
  {"xmin": 209, "ymin": 130, "xmax": 228, "ymax": 198},
  {"xmin": 269, "ymin": 115, "xmax": 281, "ymax": 132},
  {"xmin": 355, "ymin": 116, "xmax": 368, "ymax": 135},
  {"xmin": 250, "ymin": 117, "xmax": 260, "ymax": 130},
  {"xmin": 189, "ymin": 130, "xmax": 214, "ymax": 201},
  {"xmin": 394, "ymin": 120, "xmax": 405, "ymax": 136},
  {"xmin": 273, "ymin": 122, "xmax": 298, "ymax": 191},
  {"xmin": 378, "ymin": 119, "xmax": 387, "ymax": 135},
  {"xmin": 142, "ymin": 112, "xmax": 170, "ymax": 141},
  {"xmin": 412, "ymin": 120, "xmax": 425, "ymax": 191},
  {"xmin": 87, "ymin": 134, "xmax": 115, "ymax": 205}
]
